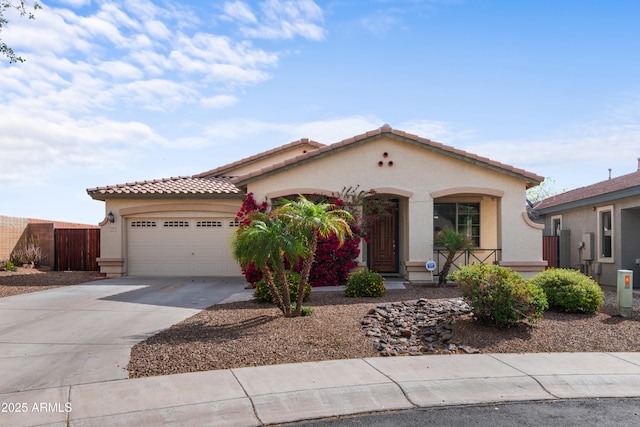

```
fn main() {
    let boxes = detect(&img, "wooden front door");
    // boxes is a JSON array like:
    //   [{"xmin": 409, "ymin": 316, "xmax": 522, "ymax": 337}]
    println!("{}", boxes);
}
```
[{"xmin": 369, "ymin": 200, "xmax": 398, "ymax": 273}]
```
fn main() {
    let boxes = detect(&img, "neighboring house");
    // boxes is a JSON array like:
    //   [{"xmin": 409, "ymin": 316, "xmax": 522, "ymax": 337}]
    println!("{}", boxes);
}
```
[
  {"xmin": 87, "ymin": 125, "xmax": 546, "ymax": 280},
  {"xmin": 535, "ymin": 159, "xmax": 640, "ymax": 288}
]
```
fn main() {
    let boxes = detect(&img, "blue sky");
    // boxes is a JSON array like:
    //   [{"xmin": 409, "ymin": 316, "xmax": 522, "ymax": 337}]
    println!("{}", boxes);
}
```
[{"xmin": 1, "ymin": 0, "xmax": 639, "ymax": 224}]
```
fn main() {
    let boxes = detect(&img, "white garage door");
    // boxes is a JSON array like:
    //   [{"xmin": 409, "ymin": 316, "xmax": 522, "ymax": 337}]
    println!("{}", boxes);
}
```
[{"xmin": 127, "ymin": 218, "xmax": 242, "ymax": 276}]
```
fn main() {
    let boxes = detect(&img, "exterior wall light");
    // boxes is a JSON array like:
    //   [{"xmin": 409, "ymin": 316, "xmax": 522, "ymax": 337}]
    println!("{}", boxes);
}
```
[{"xmin": 107, "ymin": 211, "xmax": 115, "ymax": 223}]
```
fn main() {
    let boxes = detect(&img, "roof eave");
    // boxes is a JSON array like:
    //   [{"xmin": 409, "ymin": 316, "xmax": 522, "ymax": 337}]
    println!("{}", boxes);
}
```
[
  {"xmin": 538, "ymin": 186, "xmax": 640, "ymax": 215},
  {"xmin": 86, "ymin": 192, "xmax": 245, "ymax": 201}
]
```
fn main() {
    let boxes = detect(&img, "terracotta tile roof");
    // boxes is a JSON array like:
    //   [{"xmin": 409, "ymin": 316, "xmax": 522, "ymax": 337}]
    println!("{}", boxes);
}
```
[
  {"xmin": 231, "ymin": 124, "xmax": 544, "ymax": 187},
  {"xmin": 87, "ymin": 176, "xmax": 241, "ymax": 200},
  {"xmin": 535, "ymin": 168, "xmax": 640, "ymax": 212},
  {"xmin": 194, "ymin": 138, "xmax": 325, "ymax": 178}
]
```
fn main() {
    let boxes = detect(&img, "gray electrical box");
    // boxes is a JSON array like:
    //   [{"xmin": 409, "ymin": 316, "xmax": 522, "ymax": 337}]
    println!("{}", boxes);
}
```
[{"xmin": 582, "ymin": 232, "xmax": 594, "ymax": 261}]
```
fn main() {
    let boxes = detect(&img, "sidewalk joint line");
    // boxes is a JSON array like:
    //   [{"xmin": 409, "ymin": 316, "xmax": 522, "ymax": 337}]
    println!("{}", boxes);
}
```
[
  {"xmin": 230, "ymin": 368, "xmax": 264, "ymax": 426},
  {"xmin": 362, "ymin": 358, "xmax": 419, "ymax": 408},
  {"xmin": 487, "ymin": 355, "xmax": 561, "ymax": 399},
  {"xmin": 607, "ymin": 352, "xmax": 640, "ymax": 367},
  {"xmin": 66, "ymin": 385, "xmax": 72, "ymax": 427}
]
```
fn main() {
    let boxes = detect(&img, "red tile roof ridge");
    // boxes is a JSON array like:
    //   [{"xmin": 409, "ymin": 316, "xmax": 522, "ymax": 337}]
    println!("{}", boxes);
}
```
[
  {"xmin": 194, "ymin": 138, "xmax": 325, "ymax": 178},
  {"xmin": 231, "ymin": 125, "xmax": 543, "ymax": 185}
]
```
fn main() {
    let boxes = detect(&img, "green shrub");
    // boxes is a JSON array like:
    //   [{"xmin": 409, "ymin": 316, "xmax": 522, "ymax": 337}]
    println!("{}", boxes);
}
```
[
  {"xmin": 451, "ymin": 264, "xmax": 548, "ymax": 328},
  {"xmin": 291, "ymin": 303, "xmax": 314, "ymax": 316},
  {"xmin": 344, "ymin": 269, "xmax": 385, "ymax": 297},
  {"xmin": 529, "ymin": 268, "xmax": 604, "ymax": 314},
  {"xmin": 254, "ymin": 271, "xmax": 311, "ymax": 303},
  {"xmin": 1, "ymin": 260, "xmax": 17, "ymax": 271}
]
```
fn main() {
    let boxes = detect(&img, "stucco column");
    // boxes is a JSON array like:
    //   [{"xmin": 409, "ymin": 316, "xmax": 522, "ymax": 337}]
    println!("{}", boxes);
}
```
[
  {"xmin": 96, "ymin": 203, "xmax": 125, "ymax": 277},
  {"xmin": 405, "ymin": 194, "xmax": 432, "ymax": 281},
  {"xmin": 498, "ymin": 193, "xmax": 546, "ymax": 277}
]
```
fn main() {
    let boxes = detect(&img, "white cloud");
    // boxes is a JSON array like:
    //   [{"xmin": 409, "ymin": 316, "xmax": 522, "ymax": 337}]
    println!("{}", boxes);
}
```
[
  {"xmin": 201, "ymin": 94, "xmax": 238, "ymax": 108},
  {"xmin": 0, "ymin": 0, "xmax": 330, "ymax": 199},
  {"xmin": 198, "ymin": 116, "xmax": 470, "ymax": 148},
  {"xmin": 222, "ymin": 1, "xmax": 258, "ymax": 24},
  {"xmin": 224, "ymin": 0, "xmax": 326, "ymax": 40},
  {"xmin": 0, "ymin": 105, "xmax": 164, "ymax": 185}
]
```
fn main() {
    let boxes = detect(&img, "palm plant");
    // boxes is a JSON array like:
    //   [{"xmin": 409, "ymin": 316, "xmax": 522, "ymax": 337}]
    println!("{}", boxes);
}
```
[
  {"xmin": 275, "ymin": 195, "xmax": 353, "ymax": 316},
  {"xmin": 232, "ymin": 212, "xmax": 307, "ymax": 316},
  {"xmin": 434, "ymin": 227, "xmax": 474, "ymax": 287}
]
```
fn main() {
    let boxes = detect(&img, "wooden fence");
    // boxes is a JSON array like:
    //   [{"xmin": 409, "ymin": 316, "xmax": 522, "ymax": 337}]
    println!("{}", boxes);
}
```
[
  {"xmin": 542, "ymin": 235, "xmax": 559, "ymax": 269},
  {"xmin": 54, "ymin": 228, "xmax": 100, "ymax": 271}
]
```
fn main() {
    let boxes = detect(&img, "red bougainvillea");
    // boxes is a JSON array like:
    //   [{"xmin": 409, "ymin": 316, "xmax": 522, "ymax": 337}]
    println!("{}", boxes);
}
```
[
  {"xmin": 234, "ymin": 188, "xmax": 390, "ymax": 287},
  {"xmin": 303, "ymin": 226, "xmax": 361, "ymax": 287},
  {"xmin": 235, "ymin": 193, "xmax": 268, "ymax": 284}
]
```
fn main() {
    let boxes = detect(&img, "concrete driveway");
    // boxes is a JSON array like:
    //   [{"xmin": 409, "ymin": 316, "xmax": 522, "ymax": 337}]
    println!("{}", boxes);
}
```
[{"xmin": 0, "ymin": 276, "xmax": 252, "ymax": 394}]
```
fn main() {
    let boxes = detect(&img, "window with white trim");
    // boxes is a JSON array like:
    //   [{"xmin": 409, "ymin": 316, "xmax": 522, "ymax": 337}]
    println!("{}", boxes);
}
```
[{"xmin": 597, "ymin": 205, "xmax": 614, "ymax": 262}]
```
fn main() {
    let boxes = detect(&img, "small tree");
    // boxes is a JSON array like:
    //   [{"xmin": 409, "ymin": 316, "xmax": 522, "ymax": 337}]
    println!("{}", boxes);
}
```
[
  {"xmin": 232, "ymin": 212, "xmax": 307, "ymax": 317},
  {"xmin": 434, "ymin": 227, "xmax": 474, "ymax": 287},
  {"xmin": 276, "ymin": 196, "xmax": 353, "ymax": 316}
]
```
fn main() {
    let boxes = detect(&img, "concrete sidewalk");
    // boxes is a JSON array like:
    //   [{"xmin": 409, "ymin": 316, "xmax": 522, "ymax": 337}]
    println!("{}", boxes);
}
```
[{"xmin": 2, "ymin": 352, "xmax": 640, "ymax": 426}]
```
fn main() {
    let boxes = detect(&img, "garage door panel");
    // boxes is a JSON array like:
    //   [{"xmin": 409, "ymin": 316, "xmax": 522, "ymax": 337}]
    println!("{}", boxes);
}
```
[{"xmin": 127, "ymin": 218, "xmax": 240, "ymax": 276}]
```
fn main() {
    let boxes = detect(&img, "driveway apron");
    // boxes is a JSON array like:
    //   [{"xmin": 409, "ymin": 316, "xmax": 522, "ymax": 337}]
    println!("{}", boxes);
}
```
[{"xmin": 0, "ymin": 276, "xmax": 250, "ymax": 394}]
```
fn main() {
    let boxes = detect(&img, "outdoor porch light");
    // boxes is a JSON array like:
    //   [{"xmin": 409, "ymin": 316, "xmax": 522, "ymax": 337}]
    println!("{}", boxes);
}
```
[{"xmin": 107, "ymin": 211, "xmax": 115, "ymax": 223}]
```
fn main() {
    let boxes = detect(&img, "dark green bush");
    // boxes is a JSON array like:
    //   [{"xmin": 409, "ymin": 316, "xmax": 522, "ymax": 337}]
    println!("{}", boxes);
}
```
[
  {"xmin": 529, "ymin": 268, "xmax": 604, "ymax": 314},
  {"xmin": 344, "ymin": 269, "xmax": 385, "ymax": 297},
  {"xmin": 254, "ymin": 271, "xmax": 311, "ymax": 303},
  {"xmin": 451, "ymin": 264, "xmax": 548, "ymax": 328}
]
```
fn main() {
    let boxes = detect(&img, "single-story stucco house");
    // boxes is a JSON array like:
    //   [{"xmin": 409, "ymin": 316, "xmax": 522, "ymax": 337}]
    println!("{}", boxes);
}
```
[
  {"xmin": 87, "ymin": 125, "xmax": 546, "ymax": 281},
  {"xmin": 535, "ymin": 159, "xmax": 640, "ymax": 288}
]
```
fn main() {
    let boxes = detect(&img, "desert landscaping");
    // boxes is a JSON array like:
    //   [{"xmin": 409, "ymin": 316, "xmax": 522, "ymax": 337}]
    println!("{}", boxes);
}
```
[{"xmin": 1, "ymin": 269, "xmax": 638, "ymax": 379}]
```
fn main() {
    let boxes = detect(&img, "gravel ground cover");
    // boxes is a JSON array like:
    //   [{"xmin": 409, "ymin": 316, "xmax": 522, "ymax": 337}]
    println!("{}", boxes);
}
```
[
  {"xmin": 128, "ymin": 283, "xmax": 640, "ymax": 378},
  {"xmin": 0, "ymin": 267, "xmax": 105, "ymax": 297},
  {"xmin": 3, "ymin": 271, "xmax": 637, "ymax": 378}
]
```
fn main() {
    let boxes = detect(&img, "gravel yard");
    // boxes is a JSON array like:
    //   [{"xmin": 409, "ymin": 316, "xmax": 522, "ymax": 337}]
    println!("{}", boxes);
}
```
[
  {"xmin": 0, "ymin": 267, "xmax": 105, "ymax": 297},
  {"xmin": 2, "ymin": 271, "xmax": 638, "ymax": 379},
  {"xmin": 128, "ymin": 283, "xmax": 640, "ymax": 379}
]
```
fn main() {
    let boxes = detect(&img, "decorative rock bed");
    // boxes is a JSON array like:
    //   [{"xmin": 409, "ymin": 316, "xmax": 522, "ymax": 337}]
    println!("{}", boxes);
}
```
[{"xmin": 361, "ymin": 298, "xmax": 480, "ymax": 356}]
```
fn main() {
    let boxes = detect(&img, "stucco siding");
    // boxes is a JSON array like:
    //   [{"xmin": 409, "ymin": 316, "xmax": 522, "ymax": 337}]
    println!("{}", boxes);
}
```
[
  {"xmin": 542, "ymin": 195, "xmax": 640, "ymax": 286},
  {"xmin": 98, "ymin": 198, "xmax": 243, "ymax": 276},
  {"xmin": 245, "ymin": 136, "xmax": 542, "ymax": 279}
]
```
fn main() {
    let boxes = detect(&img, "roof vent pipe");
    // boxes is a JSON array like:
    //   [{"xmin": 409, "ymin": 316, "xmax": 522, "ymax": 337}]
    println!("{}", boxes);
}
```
[
  {"xmin": 608, "ymin": 168, "xmax": 612, "ymax": 180},
  {"xmin": 637, "ymin": 158, "xmax": 640, "ymax": 171}
]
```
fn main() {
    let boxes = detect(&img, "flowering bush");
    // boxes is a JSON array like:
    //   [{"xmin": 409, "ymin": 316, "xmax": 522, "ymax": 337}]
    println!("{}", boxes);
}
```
[
  {"xmin": 235, "ymin": 192, "xmax": 268, "ymax": 225},
  {"xmin": 236, "ymin": 193, "xmax": 268, "ymax": 284},
  {"xmin": 301, "ymin": 227, "xmax": 361, "ymax": 287},
  {"xmin": 344, "ymin": 269, "xmax": 386, "ymax": 297},
  {"xmin": 235, "ymin": 188, "xmax": 392, "ymax": 287}
]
